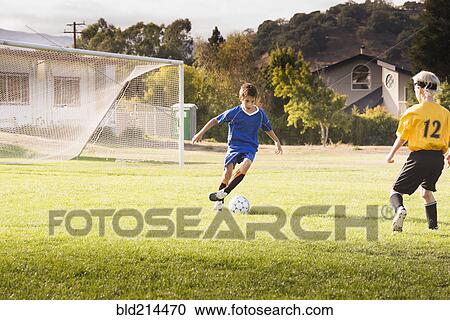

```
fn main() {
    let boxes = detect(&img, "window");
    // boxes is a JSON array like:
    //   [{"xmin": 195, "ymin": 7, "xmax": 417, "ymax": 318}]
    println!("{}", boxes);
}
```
[
  {"xmin": 54, "ymin": 77, "xmax": 80, "ymax": 107},
  {"xmin": 385, "ymin": 74, "xmax": 395, "ymax": 89},
  {"xmin": 352, "ymin": 65, "xmax": 370, "ymax": 90},
  {"xmin": 0, "ymin": 72, "xmax": 30, "ymax": 105}
]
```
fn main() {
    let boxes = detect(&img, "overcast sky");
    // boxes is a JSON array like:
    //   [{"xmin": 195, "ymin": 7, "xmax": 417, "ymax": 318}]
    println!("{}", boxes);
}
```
[{"xmin": 1, "ymin": 0, "xmax": 407, "ymax": 39}]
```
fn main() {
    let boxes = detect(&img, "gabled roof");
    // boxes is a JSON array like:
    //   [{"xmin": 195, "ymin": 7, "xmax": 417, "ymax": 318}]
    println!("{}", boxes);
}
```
[
  {"xmin": 344, "ymin": 86, "xmax": 383, "ymax": 113},
  {"xmin": 313, "ymin": 54, "xmax": 412, "ymax": 75}
]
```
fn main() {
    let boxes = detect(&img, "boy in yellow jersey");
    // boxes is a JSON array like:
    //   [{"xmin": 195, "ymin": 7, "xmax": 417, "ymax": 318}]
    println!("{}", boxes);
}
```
[{"xmin": 386, "ymin": 71, "xmax": 450, "ymax": 232}]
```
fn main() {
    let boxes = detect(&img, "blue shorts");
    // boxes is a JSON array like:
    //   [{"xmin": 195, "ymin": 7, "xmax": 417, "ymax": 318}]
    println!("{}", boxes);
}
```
[{"xmin": 224, "ymin": 150, "xmax": 256, "ymax": 167}]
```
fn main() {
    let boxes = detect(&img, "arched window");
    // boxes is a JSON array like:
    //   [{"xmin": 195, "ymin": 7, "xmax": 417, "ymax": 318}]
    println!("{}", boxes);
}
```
[{"xmin": 352, "ymin": 65, "xmax": 371, "ymax": 90}]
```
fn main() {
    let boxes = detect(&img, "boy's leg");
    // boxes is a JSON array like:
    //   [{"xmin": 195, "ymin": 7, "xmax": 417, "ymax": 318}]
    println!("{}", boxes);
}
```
[
  {"xmin": 209, "ymin": 156, "xmax": 253, "ymax": 201},
  {"xmin": 214, "ymin": 164, "xmax": 234, "ymax": 210},
  {"xmin": 220, "ymin": 163, "xmax": 234, "ymax": 189},
  {"xmin": 390, "ymin": 189, "xmax": 407, "ymax": 232},
  {"xmin": 420, "ymin": 187, "xmax": 438, "ymax": 229},
  {"xmin": 390, "ymin": 190, "xmax": 405, "ymax": 212},
  {"xmin": 224, "ymin": 158, "xmax": 252, "ymax": 194},
  {"xmin": 390, "ymin": 153, "xmax": 422, "ymax": 232},
  {"xmin": 420, "ymin": 152, "xmax": 444, "ymax": 230}
]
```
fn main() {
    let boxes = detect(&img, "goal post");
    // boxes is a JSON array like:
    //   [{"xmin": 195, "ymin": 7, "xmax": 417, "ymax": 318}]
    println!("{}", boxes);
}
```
[
  {"xmin": 178, "ymin": 63, "xmax": 184, "ymax": 166},
  {"xmin": 0, "ymin": 39, "xmax": 185, "ymax": 164}
]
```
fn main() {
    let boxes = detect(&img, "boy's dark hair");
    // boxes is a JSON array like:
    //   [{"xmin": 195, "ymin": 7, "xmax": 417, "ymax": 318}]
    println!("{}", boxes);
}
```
[{"xmin": 239, "ymin": 83, "xmax": 258, "ymax": 99}]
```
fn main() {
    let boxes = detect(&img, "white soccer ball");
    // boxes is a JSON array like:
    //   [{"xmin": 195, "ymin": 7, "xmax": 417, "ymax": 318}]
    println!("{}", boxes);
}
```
[{"xmin": 228, "ymin": 195, "xmax": 250, "ymax": 214}]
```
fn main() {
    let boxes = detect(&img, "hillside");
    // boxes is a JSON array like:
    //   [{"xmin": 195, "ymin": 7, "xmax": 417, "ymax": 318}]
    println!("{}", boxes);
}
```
[
  {"xmin": 0, "ymin": 28, "xmax": 72, "ymax": 47},
  {"xmin": 254, "ymin": 1, "xmax": 424, "ymax": 70}
]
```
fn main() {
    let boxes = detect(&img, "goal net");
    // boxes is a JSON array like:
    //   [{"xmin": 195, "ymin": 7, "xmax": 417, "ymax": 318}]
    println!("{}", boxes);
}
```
[{"xmin": 0, "ymin": 40, "xmax": 184, "ymax": 164}]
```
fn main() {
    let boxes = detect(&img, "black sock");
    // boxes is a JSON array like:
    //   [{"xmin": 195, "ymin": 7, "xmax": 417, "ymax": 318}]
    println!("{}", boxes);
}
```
[
  {"xmin": 425, "ymin": 202, "xmax": 438, "ymax": 229},
  {"xmin": 218, "ymin": 183, "xmax": 226, "ymax": 203},
  {"xmin": 224, "ymin": 173, "xmax": 245, "ymax": 194},
  {"xmin": 390, "ymin": 193, "xmax": 404, "ymax": 212}
]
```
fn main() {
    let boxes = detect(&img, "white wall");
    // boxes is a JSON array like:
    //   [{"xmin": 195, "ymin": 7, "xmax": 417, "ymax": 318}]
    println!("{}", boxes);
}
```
[
  {"xmin": 0, "ymin": 55, "xmax": 36, "ymax": 127},
  {"xmin": 398, "ymin": 72, "xmax": 411, "ymax": 115},
  {"xmin": 45, "ymin": 61, "xmax": 94, "ymax": 126},
  {"xmin": 381, "ymin": 67, "xmax": 400, "ymax": 116},
  {"xmin": 0, "ymin": 54, "xmax": 106, "ymax": 128},
  {"xmin": 321, "ymin": 58, "xmax": 382, "ymax": 106}
]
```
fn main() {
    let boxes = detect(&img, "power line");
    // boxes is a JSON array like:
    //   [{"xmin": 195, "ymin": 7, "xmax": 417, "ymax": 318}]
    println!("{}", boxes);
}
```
[{"xmin": 64, "ymin": 21, "xmax": 85, "ymax": 48}]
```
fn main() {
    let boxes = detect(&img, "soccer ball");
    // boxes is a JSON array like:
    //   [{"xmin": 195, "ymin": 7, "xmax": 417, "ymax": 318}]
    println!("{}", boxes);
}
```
[{"xmin": 228, "ymin": 195, "xmax": 250, "ymax": 214}]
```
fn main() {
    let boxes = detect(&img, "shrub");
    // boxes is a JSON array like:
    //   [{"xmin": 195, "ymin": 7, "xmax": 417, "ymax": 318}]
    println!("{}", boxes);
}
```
[
  {"xmin": 91, "ymin": 126, "xmax": 117, "ymax": 144},
  {"xmin": 118, "ymin": 126, "xmax": 144, "ymax": 146},
  {"xmin": 351, "ymin": 106, "xmax": 398, "ymax": 145}
]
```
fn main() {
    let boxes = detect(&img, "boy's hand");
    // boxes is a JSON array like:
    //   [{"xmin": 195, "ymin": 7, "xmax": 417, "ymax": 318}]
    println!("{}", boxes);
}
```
[
  {"xmin": 191, "ymin": 133, "xmax": 203, "ymax": 144},
  {"xmin": 275, "ymin": 142, "xmax": 283, "ymax": 155},
  {"xmin": 445, "ymin": 153, "xmax": 450, "ymax": 167},
  {"xmin": 386, "ymin": 153, "xmax": 394, "ymax": 163}
]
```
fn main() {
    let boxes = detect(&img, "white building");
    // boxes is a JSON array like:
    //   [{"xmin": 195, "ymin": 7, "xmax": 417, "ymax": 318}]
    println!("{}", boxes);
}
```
[{"xmin": 315, "ymin": 52, "xmax": 412, "ymax": 117}]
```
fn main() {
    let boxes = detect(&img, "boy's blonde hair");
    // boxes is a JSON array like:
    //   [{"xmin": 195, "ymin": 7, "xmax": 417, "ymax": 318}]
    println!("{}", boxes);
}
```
[
  {"xmin": 239, "ymin": 83, "xmax": 258, "ymax": 100},
  {"xmin": 412, "ymin": 71, "xmax": 440, "ymax": 93}
]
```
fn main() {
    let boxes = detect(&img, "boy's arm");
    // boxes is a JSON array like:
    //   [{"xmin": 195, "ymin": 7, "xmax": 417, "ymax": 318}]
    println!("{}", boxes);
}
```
[
  {"xmin": 386, "ymin": 136, "xmax": 406, "ymax": 163},
  {"xmin": 191, "ymin": 118, "xmax": 218, "ymax": 144},
  {"xmin": 265, "ymin": 130, "xmax": 283, "ymax": 155}
]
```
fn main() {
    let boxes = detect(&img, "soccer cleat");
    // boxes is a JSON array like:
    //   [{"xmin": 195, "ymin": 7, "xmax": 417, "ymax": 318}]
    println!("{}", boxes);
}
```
[
  {"xmin": 213, "ymin": 201, "xmax": 224, "ymax": 211},
  {"xmin": 209, "ymin": 189, "xmax": 228, "ymax": 201},
  {"xmin": 392, "ymin": 206, "xmax": 407, "ymax": 232}
]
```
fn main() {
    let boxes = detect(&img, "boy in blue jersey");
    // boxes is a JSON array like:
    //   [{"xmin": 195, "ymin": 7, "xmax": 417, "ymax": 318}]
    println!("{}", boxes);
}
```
[{"xmin": 192, "ymin": 83, "xmax": 283, "ymax": 211}]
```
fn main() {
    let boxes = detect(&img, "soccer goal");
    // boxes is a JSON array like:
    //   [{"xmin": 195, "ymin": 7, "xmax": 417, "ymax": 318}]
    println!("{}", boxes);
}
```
[{"xmin": 0, "ymin": 39, "xmax": 185, "ymax": 164}]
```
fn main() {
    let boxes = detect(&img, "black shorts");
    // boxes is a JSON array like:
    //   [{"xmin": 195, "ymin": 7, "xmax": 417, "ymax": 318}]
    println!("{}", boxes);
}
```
[{"xmin": 393, "ymin": 150, "xmax": 444, "ymax": 195}]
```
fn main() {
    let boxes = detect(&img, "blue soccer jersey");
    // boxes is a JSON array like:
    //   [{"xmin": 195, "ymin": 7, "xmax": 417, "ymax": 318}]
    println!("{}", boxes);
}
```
[{"xmin": 216, "ymin": 105, "xmax": 272, "ymax": 154}]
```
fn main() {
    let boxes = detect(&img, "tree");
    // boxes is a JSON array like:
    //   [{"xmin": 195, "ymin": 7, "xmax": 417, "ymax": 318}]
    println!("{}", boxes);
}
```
[
  {"xmin": 78, "ymin": 18, "xmax": 125, "ymax": 53},
  {"xmin": 184, "ymin": 65, "xmax": 238, "ymax": 141},
  {"xmin": 193, "ymin": 27, "xmax": 226, "ymax": 71},
  {"xmin": 190, "ymin": 31, "xmax": 262, "ymax": 142},
  {"xmin": 79, "ymin": 18, "xmax": 194, "ymax": 63},
  {"xmin": 193, "ymin": 39, "xmax": 218, "ymax": 70},
  {"xmin": 257, "ymin": 64, "xmax": 305, "ymax": 145},
  {"xmin": 253, "ymin": 1, "xmax": 420, "ymax": 67},
  {"xmin": 367, "ymin": 10, "xmax": 391, "ymax": 33},
  {"xmin": 216, "ymin": 33, "xmax": 258, "ymax": 87},
  {"xmin": 160, "ymin": 19, "xmax": 194, "ymax": 64},
  {"xmin": 410, "ymin": 0, "xmax": 450, "ymax": 81},
  {"xmin": 253, "ymin": 19, "xmax": 284, "ymax": 56},
  {"xmin": 194, "ymin": 32, "xmax": 259, "ymax": 101},
  {"xmin": 436, "ymin": 81, "xmax": 450, "ymax": 110},
  {"xmin": 143, "ymin": 67, "xmax": 179, "ymax": 108},
  {"xmin": 123, "ymin": 22, "xmax": 162, "ymax": 56},
  {"xmin": 208, "ymin": 26, "xmax": 225, "ymax": 48},
  {"xmin": 270, "ymin": 47, "xmax": 346, "ymax": 146}
]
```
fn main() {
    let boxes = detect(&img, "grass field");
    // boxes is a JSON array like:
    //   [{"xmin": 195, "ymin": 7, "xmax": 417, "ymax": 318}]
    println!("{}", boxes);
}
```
[{"xmin": 0, "ymin": 144, "xmax": 449, "ymax": 299}]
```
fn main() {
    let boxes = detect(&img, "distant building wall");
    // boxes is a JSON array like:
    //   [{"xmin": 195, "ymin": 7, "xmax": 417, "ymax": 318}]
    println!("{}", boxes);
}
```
[
  {"xmin": 381, "ymin": 67, "xmax": 399, "ymax": 116},
  {"xmin": 320, "ymin": 58, "xmax": 382, "ymax": 106},
  {"xmin": 398, "ymin": 72, "xmax": 411, "ymax": 115}
]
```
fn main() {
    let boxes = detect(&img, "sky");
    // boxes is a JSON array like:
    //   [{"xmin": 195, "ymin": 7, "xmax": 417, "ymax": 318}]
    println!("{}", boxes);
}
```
[{"xmin": 1, "ymin": 0, "xmax": 408, "ymax": 39}]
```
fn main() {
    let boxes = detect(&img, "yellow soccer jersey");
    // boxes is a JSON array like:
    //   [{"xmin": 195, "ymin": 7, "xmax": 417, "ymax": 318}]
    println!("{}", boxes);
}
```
[{"xmin": 397, "ymin": 101, "xmax": 450, "ymax": 153}]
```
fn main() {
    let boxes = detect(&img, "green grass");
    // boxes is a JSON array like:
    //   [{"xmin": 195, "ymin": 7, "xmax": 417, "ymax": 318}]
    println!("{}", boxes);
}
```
[
  {"xmin": 0, "ymin": 145, "xmax": 449, "ymax": 299},
  {"xmin": 0, "ymin": 144, "xmax": 34, "ymax": 158}
]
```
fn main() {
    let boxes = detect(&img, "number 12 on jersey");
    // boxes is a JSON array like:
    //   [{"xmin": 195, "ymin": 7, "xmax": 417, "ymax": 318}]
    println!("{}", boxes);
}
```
[{"xmin": 424, "ymin": 119, "xmax": 441, "ymax": 139}]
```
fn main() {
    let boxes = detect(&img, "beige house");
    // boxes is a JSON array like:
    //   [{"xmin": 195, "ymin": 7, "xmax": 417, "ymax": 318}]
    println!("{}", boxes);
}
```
[{"xmin": 315, "ymin": 53, "xmax": 412, "ymax": 117}]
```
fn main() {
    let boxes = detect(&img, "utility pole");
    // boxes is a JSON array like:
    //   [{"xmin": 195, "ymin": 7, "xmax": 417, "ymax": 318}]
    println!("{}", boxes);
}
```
[{"xmin": 64, "ymin": 21, "xmax": 85, "ymax": 48}]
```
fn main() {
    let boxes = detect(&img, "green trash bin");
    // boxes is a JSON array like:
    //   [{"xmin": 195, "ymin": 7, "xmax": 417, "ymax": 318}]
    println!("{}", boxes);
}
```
[{"xmin": 173, "ymin": 104, "xmax": 197, "ymax": 140}]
